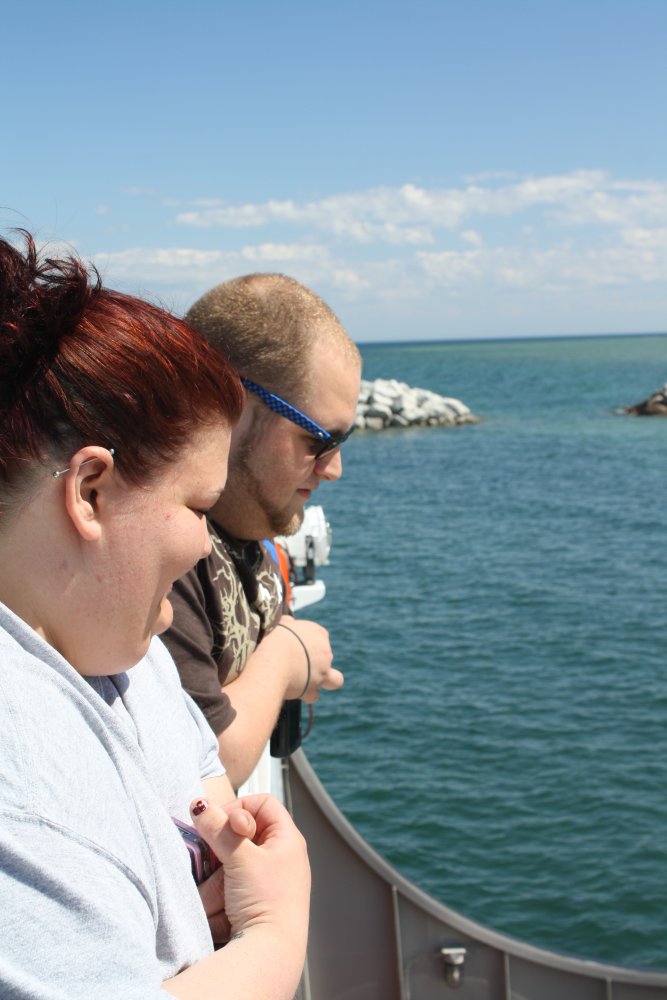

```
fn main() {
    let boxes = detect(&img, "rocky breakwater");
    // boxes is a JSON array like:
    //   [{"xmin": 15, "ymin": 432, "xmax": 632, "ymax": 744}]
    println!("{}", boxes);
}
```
[{"xmin": 355, "ymin": 377, "xmax": 479, "ymax": 431}]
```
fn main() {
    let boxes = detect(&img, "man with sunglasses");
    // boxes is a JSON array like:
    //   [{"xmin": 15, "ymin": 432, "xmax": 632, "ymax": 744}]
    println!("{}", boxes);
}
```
[{"xmin": 162, "ymin": 273, "xmax": 362, "ymax": 789}]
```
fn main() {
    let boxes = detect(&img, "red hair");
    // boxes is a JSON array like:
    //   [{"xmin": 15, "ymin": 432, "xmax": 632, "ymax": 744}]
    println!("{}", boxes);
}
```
[{"xmin": 0, "ymin": 232, "xmax": 243, "ymax": 488}]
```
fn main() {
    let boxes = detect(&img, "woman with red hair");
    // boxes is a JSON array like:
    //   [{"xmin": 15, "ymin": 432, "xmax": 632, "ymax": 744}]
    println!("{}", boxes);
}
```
[{"xmin": 0, "ymin": 233, "xmax": 310, "ymax": 1000}]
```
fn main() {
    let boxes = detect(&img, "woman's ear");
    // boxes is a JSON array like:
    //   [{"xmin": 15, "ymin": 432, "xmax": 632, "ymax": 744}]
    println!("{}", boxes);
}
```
[{"xmin": 61, "ymin": 447, "xmax": 117, "ymax": 541}]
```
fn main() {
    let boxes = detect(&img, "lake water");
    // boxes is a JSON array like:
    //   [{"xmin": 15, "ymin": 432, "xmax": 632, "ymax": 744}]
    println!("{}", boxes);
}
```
[{"xmin": 301, "ymin": 333, "xmax": 667, "ymax": 971}]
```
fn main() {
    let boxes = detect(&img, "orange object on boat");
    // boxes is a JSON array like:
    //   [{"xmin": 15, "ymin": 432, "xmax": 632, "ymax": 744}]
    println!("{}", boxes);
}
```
[{"xmin": 274, "ymin": 541, "xmax": 293, "ymax": 608}]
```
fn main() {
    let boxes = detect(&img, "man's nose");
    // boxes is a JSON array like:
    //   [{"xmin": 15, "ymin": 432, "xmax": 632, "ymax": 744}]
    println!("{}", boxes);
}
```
[{"xmin": 315, "ymin": 448, "xmax": 343, "ymax": 481}]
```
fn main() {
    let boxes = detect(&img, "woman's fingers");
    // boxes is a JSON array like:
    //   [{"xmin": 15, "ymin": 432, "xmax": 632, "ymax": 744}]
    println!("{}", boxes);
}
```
[
  {"xmin": 189, "ymin": 797, "xmax": 255, "ymax": 855},
  {"xmin": 189, "ymin": 798, "xmax": 255, "ymax": 934},
  {"xmin": 224, "ymin": 801, "xmax": 258, "ymax": 841},
  {"xmin": 189, "ymin": 793, "xmax": 310, "ymax": 946}
]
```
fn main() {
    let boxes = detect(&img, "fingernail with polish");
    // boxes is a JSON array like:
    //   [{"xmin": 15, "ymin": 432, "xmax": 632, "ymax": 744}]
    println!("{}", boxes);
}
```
[{"xmin": 192, "ymin": 799, "xmax": 208, "ymax": 817}]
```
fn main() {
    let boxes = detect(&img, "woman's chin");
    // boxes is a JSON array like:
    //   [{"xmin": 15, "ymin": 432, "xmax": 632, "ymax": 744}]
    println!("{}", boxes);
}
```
[{"xmin": 153, "ymin": 595, "xmax": 174, "ymax": 636}]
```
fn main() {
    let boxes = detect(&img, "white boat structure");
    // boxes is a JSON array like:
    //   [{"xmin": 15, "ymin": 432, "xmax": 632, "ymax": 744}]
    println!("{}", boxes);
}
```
[
  {"xmin": 270, "ymin": 508, "xmax": 667, "ymax": 1000},
  {"xmin": 278, "ymin": 503, "xmax": 331, "ymax": 611}
]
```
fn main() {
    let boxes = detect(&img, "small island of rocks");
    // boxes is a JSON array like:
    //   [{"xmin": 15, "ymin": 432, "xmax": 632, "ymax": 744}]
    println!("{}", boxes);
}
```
[
  {"xmin": 622, "ymin": 382, "xmax": 667, "ymax": 417},
  {"xmin": 355, "ymin": 377, "xmax": 479, "ymax": 431}
]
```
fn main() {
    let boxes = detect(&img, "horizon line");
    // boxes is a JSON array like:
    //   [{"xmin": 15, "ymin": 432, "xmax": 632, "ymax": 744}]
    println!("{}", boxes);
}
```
[{"xmin": 355, "ymin": 330, "xmax": 667, "ymax": 348}]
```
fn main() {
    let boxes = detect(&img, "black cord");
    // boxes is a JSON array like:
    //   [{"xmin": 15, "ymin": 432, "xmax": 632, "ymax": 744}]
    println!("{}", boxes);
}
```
[{"xmin": 276, "ymin": 622, "xmax": 311, "ymax": 697}]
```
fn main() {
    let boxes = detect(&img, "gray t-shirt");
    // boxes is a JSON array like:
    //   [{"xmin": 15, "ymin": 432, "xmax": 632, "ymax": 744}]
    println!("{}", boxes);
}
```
[{"xmin": 0, "ymin": 601, "xmax": 224, "ymax": 1000}]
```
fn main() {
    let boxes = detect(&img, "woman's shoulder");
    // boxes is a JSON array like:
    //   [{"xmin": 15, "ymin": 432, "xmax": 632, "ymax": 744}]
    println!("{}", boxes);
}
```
[{"xmin": 123, "ymin": 637, "xmax": 224, "ymax": 808}]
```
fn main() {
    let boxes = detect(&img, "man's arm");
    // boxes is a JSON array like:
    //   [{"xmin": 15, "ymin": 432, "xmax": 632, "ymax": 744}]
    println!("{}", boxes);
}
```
[
  {"xmin": 164, "ymin": 568, "xmax": 343, "ymax": 788},
  {"xmin": 213, "ymin": 616, "xmax": 343, "ymax": 788}
]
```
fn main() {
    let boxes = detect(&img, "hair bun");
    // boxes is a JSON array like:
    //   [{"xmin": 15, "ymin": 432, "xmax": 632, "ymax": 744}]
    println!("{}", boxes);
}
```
[{"xmin": 0, "ymin": 231, "xmax": 99, "ymax": 402}]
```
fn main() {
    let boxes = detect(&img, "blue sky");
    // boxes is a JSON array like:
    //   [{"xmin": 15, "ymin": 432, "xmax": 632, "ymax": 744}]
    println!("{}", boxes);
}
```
[{"xmin": 4, "ymin": 0, "xmax": 666, "ymax": 341}]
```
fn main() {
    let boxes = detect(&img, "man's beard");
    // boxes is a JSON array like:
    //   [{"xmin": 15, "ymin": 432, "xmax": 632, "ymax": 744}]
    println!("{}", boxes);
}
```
[{"xmin": 232, "ymin": 440, "xmax": 305, "ymax": 538}]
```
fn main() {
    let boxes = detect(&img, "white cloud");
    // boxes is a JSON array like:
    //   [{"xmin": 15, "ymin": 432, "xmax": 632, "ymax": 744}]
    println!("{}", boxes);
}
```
[
  {"xmin": 418, "ymin": 249, "xmax": 485, "ymax": 287},
  {"xmin": 90, "ymin": 170, "xmax": 667, "ymax": 334},
  {"xmin": 238, "ymin": 243, "xmax": 331, "ymax": 263},
  {"xmin": 94, "ymin": 247, "xmax": 228, "ymax": 273},
  {"xmin": 173, "ymin": 185, "xmax": 460, "ymax": 242},
  {"xmin": 622, "ymin": 226, "xmax": 667, "ymax": 248},
  {"xmin": 417, "ymin": 234, "xmax": 667, "ymax": 293},
  {"xmin": 95, "ymin": 220, "xmax": 667, "ymax": 308},
  {"xmin": 172, "ymin": 172, "xmax": 667, "ymax": 247},
  {"xmin": 92, "ymin": 243, "xmax": 368, "ymax": 309},
  {"xmin": 461, "ymin": 230, "xmax": 483, "ymax": 247}
]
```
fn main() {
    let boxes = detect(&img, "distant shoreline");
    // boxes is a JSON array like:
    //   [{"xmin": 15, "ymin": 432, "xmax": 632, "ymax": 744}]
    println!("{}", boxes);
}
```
[{"xmin": 356, "ymin": 330, "xmax": 667, "ymax": 348}]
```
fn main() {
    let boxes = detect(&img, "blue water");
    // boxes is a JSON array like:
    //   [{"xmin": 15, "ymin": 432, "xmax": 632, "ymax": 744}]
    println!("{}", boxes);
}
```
[{"xmin": 301, "ymin": 334, "xmax": 667, "ymax": 971}]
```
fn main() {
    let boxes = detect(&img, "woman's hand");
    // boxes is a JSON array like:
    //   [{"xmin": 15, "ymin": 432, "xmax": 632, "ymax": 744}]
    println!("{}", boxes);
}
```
[
  {"xmin": 196, "ymin": 803, "xmax": 257, "ymax": 944},
  {"xmin": 163, "ymin": 793, "xmax": 309, "ymax": 999},
  {"xmin": 190, "ymin": 794, "xmax": 310, "ymax": 949}
]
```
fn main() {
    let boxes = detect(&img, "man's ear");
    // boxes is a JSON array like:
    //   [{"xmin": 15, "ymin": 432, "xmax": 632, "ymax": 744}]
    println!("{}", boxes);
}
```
[
  {"xmin": 62, "ymin": 447, "xmax": 117, "ymax": 542},
  {"xmin": 232, "ymin": 393, "xmax": 266, "ymax": 447}
]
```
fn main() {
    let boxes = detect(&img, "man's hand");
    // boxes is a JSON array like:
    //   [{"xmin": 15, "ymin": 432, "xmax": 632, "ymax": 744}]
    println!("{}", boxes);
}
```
[
  {"xmin": 207, "ymin": 619, "xmax": 345, "ymax": 789},
  {"xmin": 276, "ymin": 616, "xmax": 344, "ymax": 702}
]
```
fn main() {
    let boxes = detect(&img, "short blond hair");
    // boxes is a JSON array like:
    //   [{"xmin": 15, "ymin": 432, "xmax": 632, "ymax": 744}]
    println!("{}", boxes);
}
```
[{"xmin": 186, "ymin": 273, "xmax": 360, "ymax": 407}]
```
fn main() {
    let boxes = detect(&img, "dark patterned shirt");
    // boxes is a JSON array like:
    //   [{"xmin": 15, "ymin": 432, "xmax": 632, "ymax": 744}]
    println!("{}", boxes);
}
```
[{"xmin": 162, "ymin": 517, "xmax": 286, "ymax": 735}]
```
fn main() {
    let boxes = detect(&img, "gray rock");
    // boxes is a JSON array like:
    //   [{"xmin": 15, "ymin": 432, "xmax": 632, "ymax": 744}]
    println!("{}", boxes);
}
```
[
  {"xmin": 364, "ymin": 416, "xmax": 386, "ymax": 431},
  {"xmin": 355, "ymin": 377, "xmax": 479, "ymax": 432},
  {"xmin": 622, "ymin": 382, "xmax": 667, "ymax": 416},
  {"xmin": 364, "ymin": 403, "xmax": 393, "ymax": 422}
]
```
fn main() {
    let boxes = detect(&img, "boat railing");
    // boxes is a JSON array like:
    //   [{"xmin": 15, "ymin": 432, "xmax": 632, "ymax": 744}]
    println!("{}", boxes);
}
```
[{"xmin": 285, "ymin": 749, "xmax": 667, "ymax": 1000}]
